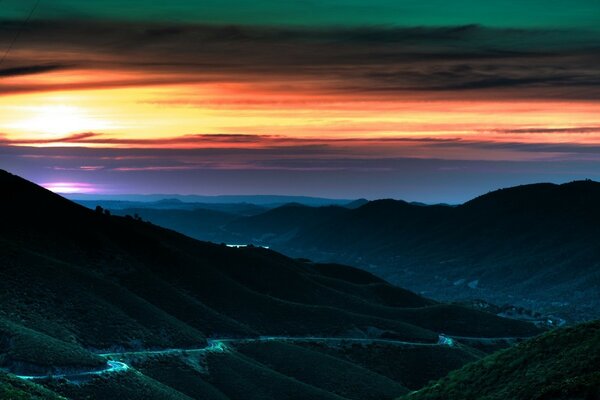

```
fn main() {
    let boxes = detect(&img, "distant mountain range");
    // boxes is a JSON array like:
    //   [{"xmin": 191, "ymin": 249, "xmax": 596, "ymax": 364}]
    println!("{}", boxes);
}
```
[
  {"xmin": 69, "ymin": 193, "xmax": 357, "ymax": 207},
  {"xmin": 0, "ymin": 170, "xmax": 540, "ymax": 399},
  {"xmin": 81, "ymin": 180, "xmax": 600, "ymax": 322}
]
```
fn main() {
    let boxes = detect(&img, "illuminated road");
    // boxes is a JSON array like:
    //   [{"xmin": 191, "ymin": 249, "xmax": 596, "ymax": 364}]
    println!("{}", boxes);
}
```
[
  {"xmin": 16, "ymin": 361, "xmax": 129, "ymax": 381},
  {"xmin": 99, "ymin": 334, "xmax": 453, "ymax": 359},
  {"xmin": 13, "ymin": 334, "xmax": 535, "ymax": 382}
]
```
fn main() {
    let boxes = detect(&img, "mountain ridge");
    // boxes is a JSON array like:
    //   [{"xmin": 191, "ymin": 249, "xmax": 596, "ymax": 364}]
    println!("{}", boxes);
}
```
[{"xmin": 123, "ymin": 179, "xmax": 600, "ymax": 321}]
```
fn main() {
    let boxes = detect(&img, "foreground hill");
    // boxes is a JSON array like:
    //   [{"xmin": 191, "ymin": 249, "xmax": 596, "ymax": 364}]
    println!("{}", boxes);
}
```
[
  {"xmin": 197, "ymin": 181, "xmax": 600, "ymax": 321},
  {"xmin": 401, "ymin": 320, "xmax": 600, "ymax": 400},
  {"xmin": 0, "ymin": 372, "xmax": 65, "ymax": 400},
  {"xmin": 0, "ymin": 170, "xmax": 538, "ymax": 399}
]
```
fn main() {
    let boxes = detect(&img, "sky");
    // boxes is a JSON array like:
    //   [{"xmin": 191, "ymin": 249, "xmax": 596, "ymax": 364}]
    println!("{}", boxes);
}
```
[{"xmin": 1, "ymin": 0, "xmax": 600, "ymax": 203}]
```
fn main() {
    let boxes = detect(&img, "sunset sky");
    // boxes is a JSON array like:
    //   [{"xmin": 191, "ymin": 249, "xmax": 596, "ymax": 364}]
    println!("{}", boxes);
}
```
[{"xmin": 1, "ymin": 0, "xmax": 600, "ymax": 202}]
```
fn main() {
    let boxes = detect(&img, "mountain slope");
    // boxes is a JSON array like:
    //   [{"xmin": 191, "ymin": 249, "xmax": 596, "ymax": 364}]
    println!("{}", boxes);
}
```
[
  {"xmin": 219, "ymin": 203, "xmax": 347, "ymax": 245},
  {"xmin": 211, "ymin": 181, "xmax": 600, "ymax": 320},
  {"xmin": 113, "ymin": 207, "xmax": 238, "ymax": 243},
  {"xmin": 400, "ymin": 321, "xmax": 600, "ymax": 400},
  {"xmin": 0, "ymin": 372, "xmax": 66, "ymax": 400}
]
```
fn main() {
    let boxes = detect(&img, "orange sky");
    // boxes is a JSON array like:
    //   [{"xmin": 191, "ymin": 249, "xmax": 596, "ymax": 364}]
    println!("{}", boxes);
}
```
[{"xmin": 2, "ymin": 69, "xmax": 600, "ymax": 153}]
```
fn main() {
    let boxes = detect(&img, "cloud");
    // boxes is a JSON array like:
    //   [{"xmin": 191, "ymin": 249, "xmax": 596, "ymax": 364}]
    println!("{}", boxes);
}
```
[
  {"xmin": 4, "ymin": 143, "xmax": 600, "ymax": 202},
  {"xmin": 0, "ymin": 131, "xmax": 462, "ymax": 147},
  {"xmin": 0, "ymin": 132, "xmax": 98, "ymax": 144},
  {"xmin": 4, "ymin": 131, "xmax": 600, "ymax": 162},
  {"xmin": 1, "ymin": 19, "xmax": 599, "ymax": 99},
  {"xmin": 488, "ymin": 126, "xmax": 600, "ymax": 135},
  {"xmin": 4, "ymin": 131, "xmax": 600, "ymax": 170},
  {"xmin": 0, "ymin": 64, "xmax": 71, "ymax": 77}
]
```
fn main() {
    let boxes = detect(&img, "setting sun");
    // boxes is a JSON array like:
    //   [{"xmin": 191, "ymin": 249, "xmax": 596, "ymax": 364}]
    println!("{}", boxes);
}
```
[{"xmin": 7, "ymin": 104, "xmax": 112, "ymax": 136}]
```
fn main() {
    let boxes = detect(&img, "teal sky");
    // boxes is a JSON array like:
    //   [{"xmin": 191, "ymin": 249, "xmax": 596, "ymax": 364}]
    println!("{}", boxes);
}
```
[{"xmin": 2, "ymin": 0, "xmax": 600, "ymax": 29}]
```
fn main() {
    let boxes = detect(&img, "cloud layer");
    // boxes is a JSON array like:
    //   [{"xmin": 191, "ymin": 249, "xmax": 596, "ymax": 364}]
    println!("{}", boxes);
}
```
[
  {"xmin": 3, "ymin": 142, "xmax": 600, "ymax": 202},
  {"xmin": 1, "ymin": 20, "xmax": 599, "ymax": 100},
  {"xmin": 2, "ymin": 9, "xmax": 600, "ymax": 199}
]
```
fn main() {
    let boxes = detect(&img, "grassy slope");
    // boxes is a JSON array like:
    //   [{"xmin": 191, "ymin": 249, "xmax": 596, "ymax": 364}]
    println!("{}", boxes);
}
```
[
  {"xmin": 234, "ymin": 341, "xmax": 408, "ymax": 400},
  {"xmin": 49, "ymin": 371, "xmax": 196, "ymax": 400},
  {"xmin": 204, "ymin": 350, "xmax": 349, "ymax": 400},
  {"xmin": 0, "ymin": 240, "xmax": 208, "ymax": 350},
  {"xmin": 0, "ymin": 317, "xmax": 103, "ymax": 371},
  {"xmin": 299, "ymin": 342, "xmax": 483, "ymax": 390},
  {"xmin": 400, "ymin": 321, "xmax": 600, "ymax": 400},
  {"xmin": 133, "ymin": 357, "xmax": 230, "ymax": 400},
  {"xmin": 0, "ymin": 373, "xmax": 65, "ymax": 400}
]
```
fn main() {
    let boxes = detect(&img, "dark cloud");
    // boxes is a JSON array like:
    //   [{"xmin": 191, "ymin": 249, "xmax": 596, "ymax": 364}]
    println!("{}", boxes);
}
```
[
  {"xmin": 1, "ymin": 19, "xmax": 599, "ymax": 99},
  {"xmin": 0, "ymin": 64, "xmax": 70, "ymax": 77},
  {"xmin": 0, "ymin": 132, "xmax": 98, "ymax": 144},
  {"xmin": 3, "ymin": 132, "xmax": 600, "ymax": 160}
]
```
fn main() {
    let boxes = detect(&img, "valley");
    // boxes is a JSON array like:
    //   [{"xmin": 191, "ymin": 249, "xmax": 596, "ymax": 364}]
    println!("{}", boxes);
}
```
[
  {"xmin": 104, "ymin": 182, "xmax": 600, "ymax": 322},
  {"xmin": 0, "ymin": 169, "xmax": 541, "ymax": 399}
]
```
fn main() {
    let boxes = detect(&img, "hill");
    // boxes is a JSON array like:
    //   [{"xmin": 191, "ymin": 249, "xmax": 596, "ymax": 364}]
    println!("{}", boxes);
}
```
[
  {"xmin": 0, "ymin": 372, "xmax": 66, "ymax": 400},
  {"xmin": 219, "ymin": 203, "xmax": 348, "ymax": 245},
  {"xmin": 204, "ymin": 181, "xmax": 600, "ymax": 321},
  {"xmin": 400, "ymin": 320, "xmax": 600, "ymax": 400},
  {"xmin": 70, "ymin": 194, "xmax": 354, "ymax": 207},
  {"xmin": 112, "ymin": 207, "xmax": 238, "ymax": 242},
  {"xmin": 76, "ymin": 199, "xmax": 268, "ymax": 216},
  {"xmin": 0, "ymin": 169, "xmax": 539, "ymax": 399}
]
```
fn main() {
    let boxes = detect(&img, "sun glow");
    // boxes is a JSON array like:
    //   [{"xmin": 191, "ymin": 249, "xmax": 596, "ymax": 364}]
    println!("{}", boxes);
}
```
[
  {"xmin": 42, "ymin": 182, "xmax": 97, "ymax": 194},
  {"xmin": 8, "ymin": 104, "xmax": 112, "ymax": 136}
]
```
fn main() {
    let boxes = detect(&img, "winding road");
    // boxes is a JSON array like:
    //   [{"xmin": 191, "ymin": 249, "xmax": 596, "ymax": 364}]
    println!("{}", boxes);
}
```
[
  {"xmin": 16, "ymin": 361, "xmax": 129, "ymax": 381},
  {"xmin": 12, "ymin": 334, "xmax": 527, "ymax": 382}
]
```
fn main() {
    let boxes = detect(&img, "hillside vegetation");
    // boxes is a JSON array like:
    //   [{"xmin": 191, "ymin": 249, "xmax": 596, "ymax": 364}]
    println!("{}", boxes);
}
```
[
  {"xmin": 0, "ymin": 372, "xmax": 66, "ymax": 400},
  {"xmin": 400, "ymin": 321, "xmax": 600, "ymax": 400}
]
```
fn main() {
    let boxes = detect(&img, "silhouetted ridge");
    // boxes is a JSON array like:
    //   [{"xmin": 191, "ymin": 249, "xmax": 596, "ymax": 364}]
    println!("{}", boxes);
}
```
[
  {"xmin": 465, "ymin": 180, "xmax": 600, "ymax": 212},
  {"xmin": 186, "ymin": 179, "xmax": 600, "ymax": 320},
  {"xmin": 1, "ymin": 169, "xmax": 90, "ymax": 224}
]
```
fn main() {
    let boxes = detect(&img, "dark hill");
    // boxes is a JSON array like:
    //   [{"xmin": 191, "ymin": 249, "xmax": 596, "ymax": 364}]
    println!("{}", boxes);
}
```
[
  {"xmin": 215, "ymin": 181, "xmax": 600, "ymax": 321},
  {"xmin": 113, "ymin": 207, "xmax": 237, "ymax": 242},
  {"xmin": 0, "ymin": 372, "xmax": 65, "ymax": 400},
  {"xmin": 219, "ymin": 203, "xmax": 348, "ymax": 245},
  {"xmin": 345, "ymin": 199, "xmax": 369, "ymax": 209},
  {"xmin": 400, "ymin": 320, "xmax": 600, "ymax": 400}
]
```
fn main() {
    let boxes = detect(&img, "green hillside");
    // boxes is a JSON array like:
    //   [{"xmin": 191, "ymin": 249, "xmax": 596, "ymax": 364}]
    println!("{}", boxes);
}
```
[
  {"xmin": 0, "ymin": 372, "xmax": 66, "ymax": 400},
  {"xmin": 400, "ymin": 321, "xmax": 600, "ymax": 400},
  {"xmin": 234, "ymin": 341, "xmax": 408, "ymax": 399},
  {"xmin": 0, "ymin": 317, "xmax": 104, "ymax": 373},
  {"xmin": 297, "ymin": 341, "xmax": 483, "ymax": 390}
]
